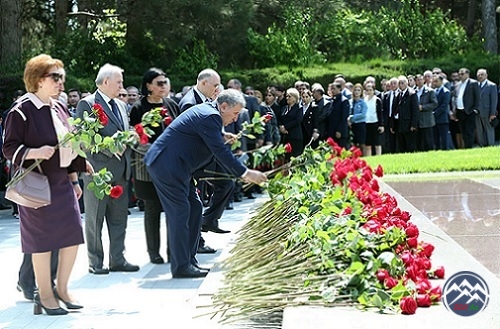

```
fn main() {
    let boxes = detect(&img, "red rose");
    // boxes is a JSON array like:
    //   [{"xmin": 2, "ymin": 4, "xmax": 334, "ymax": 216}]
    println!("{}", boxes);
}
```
[
  {"xmin": 429, "ymin": 286, "xmax": 442, "ymax": 302},
  {"xmin": 374, "ymin": 164, "xmax": 384, "ymax": 177},
  {"xmin": 134, "ymin": 123, "xmax": 144, "ymax": 135},
  {"xmin": 264, "ymin": 113, "xmax": 273, "ymax": 122},
  {"xmin": 109, "ymin": 185, "xmax": 123, "ymax": 199},
  {"xmin": 284, "ymin": 143, "xmax": 292, "ymax": 153},
  {"xmin": 416, "ymin": 294, "xmax": 432, "ymax": 307},
  {"xmin": 384, "ymin": 276, "xmax": 398, "ymax": 289},
  {"xmin": 407, "ymin": 236, "xmax": 418, "ymax": 248},
  {"xmin": 326, "ymin": 137, "xmax": 336, "ymax": 147},
  {"xmin": 160, "ymin": 108, "xmax": 168, "ymax": 116},
  {"xmin": 376, "ymin": 269, "xmax": 388, "ymax": 282},
  {"xmin": 98, "ymin": 112, "xmax": 108, "ymax": 125},
  {"xmin": 140, "ymin": 134, "xmax": 149, "ymax": 145},
  {"xmin": 342, "ymin": 207, "xmax": 352, "ymax": 215},
  {"xmin": 433, "ymin": 266, "xmax": 445, "ymax": 279},
  {"xmin": 420, "ymin": 242, "xmax": 435, "ymax": 258},
  {"xmin": 163, "ymin": 116, "xmax": 173, "ymax": 126},
  {"xmin": 405, "ymin": 224, "xmax": 419, "ymax": 238},
  {"xmin": 400, "ymin": 296, "xmax": 417, "ymax": 314}
]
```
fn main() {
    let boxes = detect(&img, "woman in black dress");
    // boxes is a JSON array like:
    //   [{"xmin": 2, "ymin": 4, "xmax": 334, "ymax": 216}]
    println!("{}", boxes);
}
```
[
  {"xmin": 129, "ymin": 68, "xmax": 179, "ymax": 264},
  {"xmin": 277, "ymin": 88, "xmax": 304, "ymax": 161}
]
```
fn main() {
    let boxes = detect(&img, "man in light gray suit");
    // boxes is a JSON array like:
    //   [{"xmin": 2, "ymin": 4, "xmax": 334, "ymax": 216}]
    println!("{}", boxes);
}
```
[
  {"xmin": 76, "ymin": 64, "xmax": 139, "ymax": 275},
  {"xmin": 476, "ymin": 69, "xmax": 498, "ymax": 146},
  {"xmin": 415, "ymin": 74, "xmax": 438, "ymax": 151}
]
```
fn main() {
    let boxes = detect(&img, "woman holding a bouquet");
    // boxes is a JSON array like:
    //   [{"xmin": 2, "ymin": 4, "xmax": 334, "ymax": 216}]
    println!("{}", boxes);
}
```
[
  {"xmin": 3, "ymin": 54, "xmax": 90, "ymax": 315},
  {"xmin": 129, "ymin": 68, "xmax": 179, "ymax": 264}
]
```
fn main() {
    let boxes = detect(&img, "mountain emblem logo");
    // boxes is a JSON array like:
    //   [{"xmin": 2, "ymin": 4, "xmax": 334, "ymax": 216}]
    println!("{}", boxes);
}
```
[{"xmin": 442, "ymin": 271, "xmax": 490, "ymax": 316}]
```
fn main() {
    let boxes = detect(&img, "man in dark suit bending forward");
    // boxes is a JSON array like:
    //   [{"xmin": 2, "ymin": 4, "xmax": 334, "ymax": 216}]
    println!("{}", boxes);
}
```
[{"xmin": 144, "ymin": 89, "xmax": 267, "ymax": 278}]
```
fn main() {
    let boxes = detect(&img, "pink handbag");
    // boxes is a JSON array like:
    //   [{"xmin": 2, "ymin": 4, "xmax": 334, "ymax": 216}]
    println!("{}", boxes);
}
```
[{"xmin": 5, "ymin": 149, "xmax": 51, "ymax": 209}]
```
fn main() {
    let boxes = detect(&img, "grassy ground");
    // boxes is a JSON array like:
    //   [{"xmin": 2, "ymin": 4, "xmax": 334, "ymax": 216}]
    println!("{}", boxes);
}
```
[{"xmin": 363, "ymin": 146, "xmax": 500, "ymax": 175}]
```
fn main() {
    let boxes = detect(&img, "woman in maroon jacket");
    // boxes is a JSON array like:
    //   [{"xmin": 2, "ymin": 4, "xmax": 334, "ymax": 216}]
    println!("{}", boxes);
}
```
[{"xmin": 3, "ymin": 54, "xmax": 90, "ymax": 315}]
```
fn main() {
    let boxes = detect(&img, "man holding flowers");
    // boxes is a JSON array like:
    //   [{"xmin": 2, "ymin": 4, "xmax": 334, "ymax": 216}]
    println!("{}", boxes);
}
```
[
  {"xmin": 76, "ymin": 64, "xmax": 139, "ymax": 275},
  {"xmin": 145, "ymin": 89, "xmax": 267, "ymax": 278}
]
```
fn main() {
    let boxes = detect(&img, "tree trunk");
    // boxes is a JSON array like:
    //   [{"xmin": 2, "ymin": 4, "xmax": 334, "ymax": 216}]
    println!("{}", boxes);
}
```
[
  {"xmin": 482, "ymin": 0, "xmax": 498, "ymax": 54},
  {"xmin": 466, "ymin": 0, "xmax": 477, "ymax": 38},
  {"xmin": 0, "ymin": 0, "xmax": 22, "ymax": 68},
  {"xmin": 55, "ymin": 0, "xmax": 68, "ymax": 34}
]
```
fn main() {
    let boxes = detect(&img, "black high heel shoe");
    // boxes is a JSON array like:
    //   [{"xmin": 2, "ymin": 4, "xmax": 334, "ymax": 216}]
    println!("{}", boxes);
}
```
[
  {"xmin": 33, "ymin": 293, "xmax": 68, "ymax": 316},
  {"xmin": 53, "ymin": 287, "xmax": 83, "ymax": 309}
]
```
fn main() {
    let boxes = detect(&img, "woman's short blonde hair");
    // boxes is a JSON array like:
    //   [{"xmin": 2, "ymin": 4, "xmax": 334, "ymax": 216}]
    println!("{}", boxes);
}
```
[
  {"xmin": 23, "ymin": 54, "xmax": 64, "ymax": 93},
  {"xmin": 286, "ymin": 88, "xmax": 300, "ymax": 103}
]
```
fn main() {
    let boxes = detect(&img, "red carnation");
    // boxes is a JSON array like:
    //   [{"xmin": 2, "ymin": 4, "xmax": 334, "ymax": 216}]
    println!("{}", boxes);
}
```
[
  {"xmin": 416, "ymin": 294, "xmax": 432, "ymax": 307},
  {"xmin": 374, "ymin": 164, "xmax": 384, "ymax": 177},
  {"xmin": 400, "ymin": 296, "xmax": 417, "ymax": 314},
  {"xmin": 376, "ymin": 269, "xmax": 388, "ymax": 282},
  {"xmin": 433, "ymin": 266, "xmax": 445, "ymax": 279},
  {"xmin": 140, "ymin": 134, "xmax": 149, "ymax": 145},
  {"xmin": 284, "ymin": 143, "xmax": 292, "ymax": 153},
  {"xmin": 326, "ymin": 137, "xmax": 336, "ymax": 147},
  {"xmin": 429, "ymin": 286, "xmax": 442, "ymax": 302},
  {"xmin": 420, "ymin": 242, "xmax": 435, "ymax": 258},
  {"xmin": 384, "ymin": 276, "xmax": 398, "ymax": 289},
  {"xmin": 109, "ymin": 185, "xmax": 123, "ymax": 199},
  {"xmin": 134, "ymin": 123, "xmax": 144, "ymax": 135},
  {"xmin": 264, "ymin": 113, "xmax": 273, "ymax": 123},
  {"xmin": 160, "ymin": 108, "xmax": 168, "ymax": 116},
  {"xmin": 92, "ymin": 103, "xmax": 104, "ymax": 112},
  {"xmin": 407, "ymin": 236, "xmax": 418, "ymax": 248},
  {"xmin": 405, "ymin": 224, "xmax": 419, "ymax": 238},
  {"xmin": 164, "ymin": 116, "xmax": 173, "ymax": 126}
]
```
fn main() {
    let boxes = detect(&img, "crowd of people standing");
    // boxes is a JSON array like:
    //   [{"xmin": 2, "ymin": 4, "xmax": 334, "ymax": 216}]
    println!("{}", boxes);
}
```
[{"xmin": 1, "ymin": 54, "xmax": 498, "ymax": 317}]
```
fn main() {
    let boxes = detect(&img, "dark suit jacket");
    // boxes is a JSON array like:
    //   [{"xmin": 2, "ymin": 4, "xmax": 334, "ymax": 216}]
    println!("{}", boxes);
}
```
[
  {"xmin": 301, "ymin": 102, "xmax": 319, "ymax": 141},
  {"xmin": 459, "ymin": 78, "xmax": 481, "ymax": 115},
  {"xmin": 178, "ymin": 88, "xmax": 205, "ymax": 113},
  {"xmin": 75, "ymin": 90, "xmax": 131, "ymax": 180},
  {"xmin": 417, "ymin": 86, "xmax": 438, "ymax": 128},
  {"xmin": 326, "ymin": 95, "xmax": 349, "ymax": 140},
  {"xmin": 392, "ymin": 89, "xmax": 419, "ymax": 133},
  {"xmin": 434, "ymin": 87, "xmax": 451, "ymax": 124},
  {"xmin": 144, "ymin": 103, "xmax": 247, "ymax": 181},
  {"xmin": 276, "ymin": 103, "xmax": 303, "ymax": 140},
  {"xmin": 478, "ymin": 80, "xmax": 498, "ymax": 117}
]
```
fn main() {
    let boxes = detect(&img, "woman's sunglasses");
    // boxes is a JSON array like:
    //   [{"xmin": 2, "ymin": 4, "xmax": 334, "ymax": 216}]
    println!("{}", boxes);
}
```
[{"xmin": 44, "ymin": 72, "xmax": 63, "ymax": 82}]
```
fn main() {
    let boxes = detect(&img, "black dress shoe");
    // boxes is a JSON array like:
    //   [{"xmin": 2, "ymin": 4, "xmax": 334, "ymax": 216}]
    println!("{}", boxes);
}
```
[
  {"xmin": 109, "ymin": 262, "xmax": 140, "ymax": 272},
  {"xmin": 225, "ymin": 202, "xmax": 234, "ymax": 210},
  {"xmin": 33, "ymin": 293, "xmax": 68, "ymax": 316},
  {"xmin": 201, "ymin": 224, "xmax": 231, "ymax": 234},
  {"xmin": 88, "ymin": 266, "xmax": 109, "ymax": 275},
  {"xmin": 150, "ymin": 255, "xmax": 165, "ymax": 264},
  {"xmin": 193, "ymin": 263, "xmax": 210, "ymax": 272},
  {"xmin": 16, "ymin": 282, "xmax": 35, "ymax": 300},
  {"xmin": 53, "ymin": 287, "xmax": 83, "ymax": 309},
  {"xmin": 197, "ymin": 245, "xmax": 217, "ymax": 254},
  {"xmin": 172, "ymin": 265, "xmax": 208, "ymax": 278},
  {"xmin": 246, "ymin": 193, "xmax": 256, "ymax": 199},
  {"xmin": 233, "ymin": 194, "xmax": 242, "ymax": 202}
]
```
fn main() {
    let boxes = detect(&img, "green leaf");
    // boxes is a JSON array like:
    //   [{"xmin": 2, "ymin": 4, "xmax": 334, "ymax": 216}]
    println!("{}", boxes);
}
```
[{"xmin": 377, "ymin": 251, "xmax": 395, "ymax": 265}]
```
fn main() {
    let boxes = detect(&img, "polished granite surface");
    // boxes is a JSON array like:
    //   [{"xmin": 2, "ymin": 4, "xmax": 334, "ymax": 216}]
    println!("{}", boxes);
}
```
[{"xmin": 387, "ymin": 176, "xmax": 500, "ymax": 278}]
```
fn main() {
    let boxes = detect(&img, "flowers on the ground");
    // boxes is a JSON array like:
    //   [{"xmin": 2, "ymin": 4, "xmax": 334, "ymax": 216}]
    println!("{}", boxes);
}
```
[{"xmin": 213, "ymin": 138, "xmax": 445, "ymax": 323}]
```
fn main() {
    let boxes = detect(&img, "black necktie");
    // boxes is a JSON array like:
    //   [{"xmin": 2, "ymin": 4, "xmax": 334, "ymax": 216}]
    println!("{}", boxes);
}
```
[{"xmin": 109, "ymin": 99, "xmax": 124, "ymax": 129}]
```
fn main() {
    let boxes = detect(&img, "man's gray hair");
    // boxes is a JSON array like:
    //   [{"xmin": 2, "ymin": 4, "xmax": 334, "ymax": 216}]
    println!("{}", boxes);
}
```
[
  {"xmin": 197, "ymin": 68, "xmax": 219, "ymax": 82},
  {"xmin": 95, "ymin": 63, "xmax": 123, "ymax": 86},
  {"xmin": 217, "ymin": 89, "xmax": 246, "ymax": 108}
]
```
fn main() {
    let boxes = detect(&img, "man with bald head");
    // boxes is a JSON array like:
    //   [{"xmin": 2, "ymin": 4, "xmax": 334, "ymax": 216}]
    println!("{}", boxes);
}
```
[{"xmin": 179, "ymin": 69, "xmax": 221, "ymax": 112}]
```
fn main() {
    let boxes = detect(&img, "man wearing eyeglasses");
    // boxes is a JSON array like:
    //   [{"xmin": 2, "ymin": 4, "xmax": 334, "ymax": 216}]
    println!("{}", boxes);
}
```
[{"xmin": 455, "ymin": 68, "xmax": 480, "ymax": 149}]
